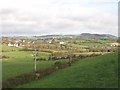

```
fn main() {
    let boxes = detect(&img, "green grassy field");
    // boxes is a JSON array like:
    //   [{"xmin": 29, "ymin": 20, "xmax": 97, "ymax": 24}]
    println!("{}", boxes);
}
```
[
  {"xmin": 2, "ymin": 45, "xmax": 19, "ymax": 51},
  {"xmin": 2, "ymin": 45, "xmax": 53, "ymax": 81},
  {"xmin": 3, "ymin": 60, "xmax": 56, "ymax": 81},
  {"xmin": 17, "ymin": 52, "xmax": 118, "ymax": 88},
  {"xmin": 69, "ymin": 39, "xmax": 111, "ymax": 48},
  {"xmin": 2, "ymin": 45, "xmax": 70, "ymax": 81}
]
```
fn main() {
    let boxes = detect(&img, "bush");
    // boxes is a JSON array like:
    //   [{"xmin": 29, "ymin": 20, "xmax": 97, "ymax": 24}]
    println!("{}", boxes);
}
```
[
  {"xmin": 54, "ymin": 61, "xmax": 62, "ymax": 66},
  {"xmin": 2, "ymin": 55, "xmax": 10, "ymax": 59},
  {"xmin": 48, "ymin": 57, "xmax": 52, "ymax": 60},
  {"xmin": 54, "ymin": 61, "xmax": 68, "ymax": 69},
  {"xmin": 19, "ymin": 48, "xmax": 34, "ymax": 51},
  {"xmin": 3, "ymin": 66, "xmax": 56, "ymax": 88},
  {"xmin": 34, "ymin": 58, "xmax": 46, "ymax": 61}
]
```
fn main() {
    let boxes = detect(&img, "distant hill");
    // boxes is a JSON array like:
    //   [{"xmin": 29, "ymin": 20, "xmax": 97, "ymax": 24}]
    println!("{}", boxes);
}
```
[
  {"xmin": 36, "ymin": 33, "xmax": 117, "ymax": 39},
  {"xmin": 80, "ymin": 33, "xmax": 117, "ymax": 39},
  {"xmin": 3, "ymin": 33, "xmax": 117, "ymax": 40}
]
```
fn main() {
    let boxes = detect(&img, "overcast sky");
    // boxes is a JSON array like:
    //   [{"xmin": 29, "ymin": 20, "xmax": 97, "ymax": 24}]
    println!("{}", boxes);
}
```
[{"xmin": 0, "ymin": 0, "xmax": 118, "ymax": 36}]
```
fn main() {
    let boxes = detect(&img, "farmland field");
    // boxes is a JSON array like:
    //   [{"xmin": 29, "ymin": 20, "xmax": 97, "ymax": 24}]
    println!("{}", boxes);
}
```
[
  {"xmin": 17, "ymin": 52, "xmax": 118, "ymax": 88},
  {"xmin": 0, "ymin": 0, "xmax": 119, "ymax": 88},
  {"xmin": 1, "ymin": 36, "xmax": 119, "ymax": 88},
  {"xmin": 2, "ymin": 45, "xmax": 69, "ymax": 81}
]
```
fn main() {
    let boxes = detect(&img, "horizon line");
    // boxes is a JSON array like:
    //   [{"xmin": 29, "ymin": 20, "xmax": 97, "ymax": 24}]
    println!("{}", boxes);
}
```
[{"xmin": 0, "ymin": 33, "xmax": 118, "ymax": 37}]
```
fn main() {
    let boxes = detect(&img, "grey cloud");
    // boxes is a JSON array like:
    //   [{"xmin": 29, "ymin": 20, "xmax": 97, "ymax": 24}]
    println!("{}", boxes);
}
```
[
  {"xmin": 0, "ymin": 0, "xmax": 118, "ymax": 36},
  {"xmin": 0, "ymin": 9, "xmax": 17, "ymax": 15}
]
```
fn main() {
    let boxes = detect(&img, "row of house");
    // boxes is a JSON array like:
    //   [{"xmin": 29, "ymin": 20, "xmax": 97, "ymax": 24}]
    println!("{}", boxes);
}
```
[
  {"xmin": 48, "ymin": 38, "xmax": 66, "ymax": 45},
  {"xmin": 106, "ymin": 43, "xmax": 120, "ymax": 47},
  {"xmin": 8, "ymin": 40, "xmax": 66, "ymax": 48},
  {"xmin": 8, "ymin": 43, "xmax": 19, "ymax": 47},
  {"xmin": 6, "ymin": 39, "xmax": 35, "ymax": 47}
]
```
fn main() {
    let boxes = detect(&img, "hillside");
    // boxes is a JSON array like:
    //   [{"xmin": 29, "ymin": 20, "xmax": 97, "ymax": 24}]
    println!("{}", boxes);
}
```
[
  {"xmin": 4, "ymin": 33, "xmax": 116, "ymax": 40},
  {"xmin": 17, "ymin": 52, "xmax": 118, "ymax": 88},
  {"xmin": 80, "ymin": 33, "xmax": 116, "ymax": 39}
]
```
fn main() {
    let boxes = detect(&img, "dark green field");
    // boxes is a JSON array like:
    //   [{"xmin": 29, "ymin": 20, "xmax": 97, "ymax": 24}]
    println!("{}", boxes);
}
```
[{"xmin": 17, "ymin": 52, "xmax": 118, "ymax": 88}]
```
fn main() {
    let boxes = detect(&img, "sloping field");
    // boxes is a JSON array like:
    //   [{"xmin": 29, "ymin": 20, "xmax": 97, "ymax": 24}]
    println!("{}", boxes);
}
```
[
  {"xmin": 2, "ymin": 45, "xmax": 55, "ymax": 81},
  {"xmin": 17, "ymin": 52, "xmax": 118, "ymax": 88}
]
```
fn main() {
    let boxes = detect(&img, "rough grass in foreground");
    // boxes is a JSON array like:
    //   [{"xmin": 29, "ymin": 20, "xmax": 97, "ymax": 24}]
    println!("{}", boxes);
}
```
[{"xmin": 17, "ymin": 52, "xmax": 118, "ymax": 88}]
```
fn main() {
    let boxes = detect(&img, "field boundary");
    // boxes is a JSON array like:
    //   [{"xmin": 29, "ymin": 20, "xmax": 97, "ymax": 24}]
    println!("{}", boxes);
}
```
[{"xmin": 2, "ymin": 53, "xmax": 103, "ymax": 89}]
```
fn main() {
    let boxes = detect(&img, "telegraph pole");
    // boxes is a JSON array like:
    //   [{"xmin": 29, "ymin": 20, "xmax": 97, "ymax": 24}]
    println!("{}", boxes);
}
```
[
  {"xmin": 68, "ymin": 46, "xmax": 72, "ymax": 66},
  {"xmin": 34, "ymin": 48, "xmax": 38, "ymax": 73},
  {"xmin": 34, "ymin": 48, "xmax": 40, "ymax": 79},
  {"xmin": 68, "ymin": 38, "xmax": 72, "ymax": 66},
  {"xmin": 34, "ymin": 48, "xmax": 37, "ymax": 73}
]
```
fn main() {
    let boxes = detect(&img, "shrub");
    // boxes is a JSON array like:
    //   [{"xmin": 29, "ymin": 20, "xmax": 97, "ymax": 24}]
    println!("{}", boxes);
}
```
[
  {"xmin": 19, "ymin": 48, "xmax": 34, "ymax": 51},
  {"xmin": 2, "ymin": 55, "xmax": 10, "ymax": 59},
  {"xmin": 54, "ymin": 61, "xmax": 68, "ymax": 69},
  {"xmin": 54, "ymin": 61, "xmax": 62, "ymax": 67},
  {"xmin": 2, "ymin": 66, "xmax": 56, "ymax": 88},
  {"xmin": 34, "ymin": 58, "xmax": 46, "ymax": 61}
]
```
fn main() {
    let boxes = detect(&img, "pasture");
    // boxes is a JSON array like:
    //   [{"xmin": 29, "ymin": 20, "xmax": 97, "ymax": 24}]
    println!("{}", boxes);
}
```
[
  {"xmin": 1, "ymin": 37, "xmax": 118, "ymax": 88},
  {"xmin": 17, "ymin": 52, "xmax": 118, "ymax": 88},
  {"xmin": 2, "ymin": 45, "xmax": 66, "ymax": 81}
]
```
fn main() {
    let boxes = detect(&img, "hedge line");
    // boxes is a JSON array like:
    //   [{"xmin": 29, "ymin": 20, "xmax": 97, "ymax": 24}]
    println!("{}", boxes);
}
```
[{"xmin": 2, "ymin": 53, "xmax": 102, "ymax": 89}]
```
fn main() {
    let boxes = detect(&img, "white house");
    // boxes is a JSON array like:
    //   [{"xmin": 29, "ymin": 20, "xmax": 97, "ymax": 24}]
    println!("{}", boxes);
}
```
[
  {"xmin": 8, "ymin": 43, "xmax": 19, "ymax": 47},
  {"xmin": 8, "ymin": 43, "xmax": 14, "ymax": 47},
  {"xmin": 14, "ymin": 43, "xmax": 19, "ymax": 47},
  {"xmin": 59, "ymin": 42, "xmax": 66, "ymax": 45},
  {"xmin": 106, "ymin": 43, "xmax": 119, "ymax": 47},
  {"xmin": 23, "ymin": 40, "xmax": 25, "ymax": 42},
  {"xmin": 49, "ymin": 40, "xmax": 52, "ymax": 44}
]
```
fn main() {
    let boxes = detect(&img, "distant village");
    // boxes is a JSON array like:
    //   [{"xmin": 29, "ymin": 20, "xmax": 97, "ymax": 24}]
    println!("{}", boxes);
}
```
[
  {"xmin": 2, "ymin": 37, "xmax": 67, "ymax": 48},
  {"xmin": 2, "ymin": 37, "xmax": 120, "ymax": 49}
]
